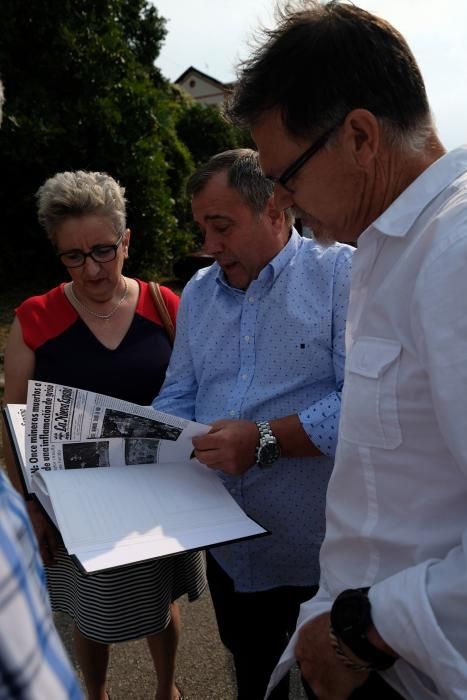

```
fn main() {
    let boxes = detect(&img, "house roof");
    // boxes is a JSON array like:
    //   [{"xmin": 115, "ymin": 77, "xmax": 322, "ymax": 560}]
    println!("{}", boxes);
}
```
[{"xmin": 174, "ymin": 66, "xmax": 234, "ymax": 90}]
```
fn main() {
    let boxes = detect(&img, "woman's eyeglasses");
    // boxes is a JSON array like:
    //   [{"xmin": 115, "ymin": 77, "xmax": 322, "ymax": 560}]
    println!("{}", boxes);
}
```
[{"xmin": 57, "ymin": 232, "xmax": 125, "ymax": 268}]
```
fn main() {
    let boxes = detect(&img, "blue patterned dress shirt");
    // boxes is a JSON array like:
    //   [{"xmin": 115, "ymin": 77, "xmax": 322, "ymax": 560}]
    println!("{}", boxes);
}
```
[
  {"xmin": 154, "ymin": 230, "xmax": 353, "ymax": 591},
  {"xmin": 0, "ymin": 471, "xmax": 83, "ymax": 699}
]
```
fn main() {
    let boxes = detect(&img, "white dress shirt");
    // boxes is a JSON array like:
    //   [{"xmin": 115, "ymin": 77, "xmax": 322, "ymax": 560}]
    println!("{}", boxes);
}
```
[{"xmin": 268, "ymin": 147, "xmax": 467, "ymax": 700}]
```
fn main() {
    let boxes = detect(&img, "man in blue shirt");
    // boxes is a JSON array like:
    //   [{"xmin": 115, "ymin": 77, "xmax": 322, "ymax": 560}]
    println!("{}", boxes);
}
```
[{"xmin": 154, "ymin": 148, "xmax": 353, "ymax": 700}]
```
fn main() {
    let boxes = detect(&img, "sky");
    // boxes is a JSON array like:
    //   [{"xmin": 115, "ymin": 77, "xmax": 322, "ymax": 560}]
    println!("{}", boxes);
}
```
[{"xmin": 153, "ymin": 0, "xmax": 467, "ymax": 149}]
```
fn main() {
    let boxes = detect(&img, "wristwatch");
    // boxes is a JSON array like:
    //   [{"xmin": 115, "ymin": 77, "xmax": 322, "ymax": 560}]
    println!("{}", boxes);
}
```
[
  {"xmin": 330, "ymin": 588, "xmax": 397, "ymax": 671},
  {"xmin": 255, "ymin": 421, "xmax": 281, "ymax": 467}
]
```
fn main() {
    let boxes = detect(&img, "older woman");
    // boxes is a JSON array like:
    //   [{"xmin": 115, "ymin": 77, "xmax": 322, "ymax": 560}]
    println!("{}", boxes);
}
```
[{"xmin": 3, "ymin": 171, "xmax": 205, "ymax": 700}]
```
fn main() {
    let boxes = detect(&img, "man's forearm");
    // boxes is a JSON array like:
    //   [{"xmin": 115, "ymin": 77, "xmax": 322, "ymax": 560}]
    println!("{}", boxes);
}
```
[{"xmin": 269, "ymin": 415, "xmax": 322, "ymax": 458}]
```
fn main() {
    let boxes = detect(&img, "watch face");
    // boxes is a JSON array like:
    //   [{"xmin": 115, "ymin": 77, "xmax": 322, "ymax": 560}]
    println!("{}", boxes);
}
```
[
  {"xmin": 337, "ymin": 598, "xmax": 369, "ymax": 632},
  {"xmin": 330, "ymin": 588, "xmax": 397, "ymax": 671},
  {"xmin": 332, "ymin": 591, "xmax": 371, "ymax": 635},
  {"xmin": 257, "ymin": 442, "xmax": 280, "ymax": 465},
  {"xmin": 255, "ymin": 421, "xmax": 281, "ymax": 467}
]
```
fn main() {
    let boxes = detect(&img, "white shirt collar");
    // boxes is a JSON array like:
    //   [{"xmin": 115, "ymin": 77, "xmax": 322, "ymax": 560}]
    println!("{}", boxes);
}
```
[{"xmin": 367, "ymin": 145, "xmax": 467, "ymax": 239}]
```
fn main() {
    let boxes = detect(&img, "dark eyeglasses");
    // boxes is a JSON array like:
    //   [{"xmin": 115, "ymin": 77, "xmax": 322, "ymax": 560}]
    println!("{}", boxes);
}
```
[
  {"xmin": 57, "ymin": 232, "xmax": 125, "ymax": 268},
  {"xmin": 268, "ymin": 124, "xmax": 338, "ymax": 193}
]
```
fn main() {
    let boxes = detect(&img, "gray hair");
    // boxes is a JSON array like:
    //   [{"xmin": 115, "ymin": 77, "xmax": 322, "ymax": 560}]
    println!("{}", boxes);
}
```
[
  {"xmin": 36, "ymin": 170, "xmax": 127, "ymax": 242},
  {"xmin": 321, "ymin": 108, "xmax": 433, "ymax": 157},
  {"xmin": 187, "ymin": 148, "xmax": 294, "ymax": 227},
  {"xmin": 373, "ymin": 116, "xmax": 434, "ymax": 155}
]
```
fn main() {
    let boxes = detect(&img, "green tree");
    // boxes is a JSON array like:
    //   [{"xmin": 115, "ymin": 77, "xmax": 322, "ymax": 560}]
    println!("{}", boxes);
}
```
[
  {"xmin": 175, "ymin": 96, "xmax": 251, "ymax": 168},
  {"xmin": 172, "ymin": 93, "xmax": 252, "ymax": 240},
  {"xmin": 0, "ymin": 0, "xmax": 192, "ymax": 286}
]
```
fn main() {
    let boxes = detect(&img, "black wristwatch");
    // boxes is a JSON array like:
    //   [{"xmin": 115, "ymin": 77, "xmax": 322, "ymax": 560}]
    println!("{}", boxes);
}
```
[
  {"xmin": 255, "ymin": 421, "xmax": 281, "ymax": 467},
  {"xmin": 330, "ymin": 588, "xmax": 397, "ymax": 671}
]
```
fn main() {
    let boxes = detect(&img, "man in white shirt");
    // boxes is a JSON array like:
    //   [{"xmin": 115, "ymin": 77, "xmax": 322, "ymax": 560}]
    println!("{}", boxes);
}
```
[{"xmin": 226, "ymin": 3, "xmax": 467, "ymax": 700}]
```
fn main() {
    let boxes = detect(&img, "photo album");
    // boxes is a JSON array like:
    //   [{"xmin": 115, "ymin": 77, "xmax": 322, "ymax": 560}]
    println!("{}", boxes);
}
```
[{"xmin": 3, "ymin": 380, "xmax": 267, "ymax": 574}]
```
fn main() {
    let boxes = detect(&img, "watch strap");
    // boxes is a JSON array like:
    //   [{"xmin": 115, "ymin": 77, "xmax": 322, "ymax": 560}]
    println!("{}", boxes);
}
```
[
  {"xmin": 329, "ymin": 624, "xmax": 374, "ymax": 672},
  {"xmin": 255, "ymin": 421, "xmax": 281, "ymax": 466}
]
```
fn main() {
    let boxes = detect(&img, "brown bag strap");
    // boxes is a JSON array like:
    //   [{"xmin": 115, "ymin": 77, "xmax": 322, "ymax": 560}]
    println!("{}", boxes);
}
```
[{"xmin": 148, "ymin": 282, "xmax": 175, "ymax": 346}]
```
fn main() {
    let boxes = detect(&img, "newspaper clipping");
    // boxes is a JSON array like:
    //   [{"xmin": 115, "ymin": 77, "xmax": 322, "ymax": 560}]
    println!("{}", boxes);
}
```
[{"xmin": 24, "ymin": 380, "xmax": 209, "ymax": 492}]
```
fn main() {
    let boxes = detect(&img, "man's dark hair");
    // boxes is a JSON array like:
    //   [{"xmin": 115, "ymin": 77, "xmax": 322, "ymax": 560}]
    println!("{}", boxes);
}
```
[{"xmin": 227, "ymin": 1, "xmax": 431, "ymax": 148}]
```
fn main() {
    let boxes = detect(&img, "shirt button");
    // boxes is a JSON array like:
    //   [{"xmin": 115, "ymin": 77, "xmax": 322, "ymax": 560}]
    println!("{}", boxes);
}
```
[
  {"xmin": 241, "ymin": 374, "xmax": 247, "ymax": 380},
  {"xmin": 244, "ymin": 335, "xmax": 250, "ymax": 342},
  {"xmin": 248, "ymin": 296, "xmax": 255, "ymax": 303},
  {"xmin": 230, "ymin": 410, "xmax": 236, "ymax": 416}
]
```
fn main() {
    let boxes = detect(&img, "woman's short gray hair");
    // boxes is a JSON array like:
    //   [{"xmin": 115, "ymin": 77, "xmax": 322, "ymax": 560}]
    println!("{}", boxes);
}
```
[
  {"xmin": 36, "ymin": 170, "xmax": 127, "ymax": 242},
  {"xmin": 187, "ymin": 148, "xmax": 294, "ymax": 227}
]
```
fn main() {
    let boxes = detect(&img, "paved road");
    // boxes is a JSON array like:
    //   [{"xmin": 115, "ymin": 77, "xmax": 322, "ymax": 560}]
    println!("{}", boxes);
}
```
[{"xmin": 56, "ymin": 588, "xmax": 307, "ymax": 699}]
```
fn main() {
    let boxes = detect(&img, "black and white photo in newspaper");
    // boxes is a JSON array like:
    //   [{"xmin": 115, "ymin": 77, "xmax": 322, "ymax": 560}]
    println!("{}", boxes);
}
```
[{"xmin": 25, "ymin": 380, "xmax": 209, "ymax": 472}]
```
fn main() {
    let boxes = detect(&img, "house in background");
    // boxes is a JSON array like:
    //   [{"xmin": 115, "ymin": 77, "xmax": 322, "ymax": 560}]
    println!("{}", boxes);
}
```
[{"xmin": 175, "ymin": 66, "xmax": 235, "ymax": 107}]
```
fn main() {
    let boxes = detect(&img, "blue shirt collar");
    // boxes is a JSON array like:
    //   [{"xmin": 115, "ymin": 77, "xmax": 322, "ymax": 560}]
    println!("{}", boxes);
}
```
[{"xmin": 215, "ymin": 227, "xmax": 302, "ymax": 294}]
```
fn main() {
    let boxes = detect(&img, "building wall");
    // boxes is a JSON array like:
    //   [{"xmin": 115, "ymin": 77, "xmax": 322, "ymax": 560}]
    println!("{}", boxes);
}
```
[{"xmin": 177, "ymin": 74, "xmax": 226, "ymax": 107}]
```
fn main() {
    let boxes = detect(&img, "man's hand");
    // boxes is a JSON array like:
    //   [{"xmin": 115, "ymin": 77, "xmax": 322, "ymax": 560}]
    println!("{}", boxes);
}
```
[
  {"xmin": 26, "ymin": 500, "xmax": 61, "ymax": 565},
  {"xmin": 295, "ymin": 613, "xmax": 369, "ymax": 700},
  {"xmin": 192, "ymin": 419, "xmax": 258, "ymax": 475}
]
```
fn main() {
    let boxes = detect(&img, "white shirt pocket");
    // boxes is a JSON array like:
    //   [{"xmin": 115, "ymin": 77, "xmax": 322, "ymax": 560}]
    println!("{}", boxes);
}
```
[{"xmin": 341, "ymin": 337, "xmax": 402, "ymax": 449}]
